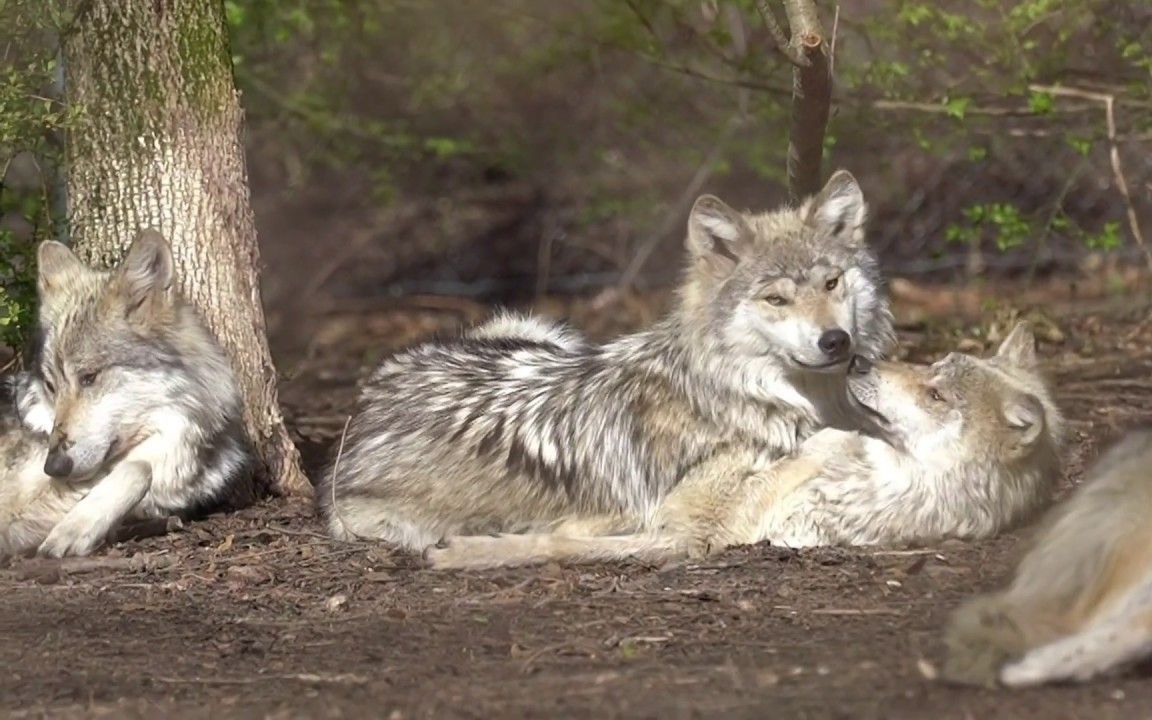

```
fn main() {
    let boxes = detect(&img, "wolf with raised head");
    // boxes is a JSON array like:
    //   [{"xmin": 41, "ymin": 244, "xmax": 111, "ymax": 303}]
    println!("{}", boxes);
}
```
[
  {"xmin": 944, "ymin": 427, "xmax": 1152, "ymax": 687},
  {"xmin": 0, "ymin": 230, "xmax": 254, "ymax": 558},
  {"xmin": 322, "ymin": 171, "xmax": 896, "ymax": 550},
  {"xmin": 425, "ymin": 322, "xmax": 1064, "ymax": 569}
]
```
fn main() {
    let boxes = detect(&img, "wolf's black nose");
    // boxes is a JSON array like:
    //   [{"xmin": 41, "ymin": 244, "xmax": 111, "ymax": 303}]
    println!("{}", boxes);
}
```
[
  {"xmin": 818, "ymin": 329, "xmax": 851, "ymax": 358},
  {"xmin": 44, "ymin": 451, "xmax": 73, "ymax": 478},
  {"xmin": 849, "ymin": 355, "xmax": 872, "ymax": 374}
]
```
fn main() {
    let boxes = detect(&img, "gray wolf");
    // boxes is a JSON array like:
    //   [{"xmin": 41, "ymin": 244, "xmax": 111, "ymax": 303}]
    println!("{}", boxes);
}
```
[
  {"xmin": 944, "ymin": 427, "xmax": 1152, "ymax": 687},
  {"xmin": 322, "ymin": 170, "xmax": 896, "ymax": 550},
  {"xmin": 426, "ymin": 321, "xmax": 1063, "ymax": 569},
  {"xmin": 0, "ymin": 230, "xmax": 254, "ymax": 558}
]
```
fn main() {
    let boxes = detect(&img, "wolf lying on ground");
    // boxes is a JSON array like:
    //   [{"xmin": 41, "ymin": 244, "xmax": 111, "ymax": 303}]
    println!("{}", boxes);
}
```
[
  {"xmin": 426, "ymin": 322, "xmax": 1064, "ymax": 569},
  {"xmin": 322, "ymin": 171, "xmax": 896, "ymax": 550},
  {"xmin": 0, "ymin": 231, "xmax": 254, "ymax": 558},
  {"xmin": 944, "ymin": 427, "xmax": 1152, "ymax": 687}
]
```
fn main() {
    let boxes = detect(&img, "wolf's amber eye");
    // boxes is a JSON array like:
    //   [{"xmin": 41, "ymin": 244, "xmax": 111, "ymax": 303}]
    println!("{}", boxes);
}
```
[
  {"xmin": 79, "ymin": 371, "xmax": 99, "ymax": 387},
  {"xmin": 763, "ymin": 295, "xmax": 788, "ymax": 306},
  {"xmin": 825, "ymin": 277, "xmax": 840, "ymax": 291}
]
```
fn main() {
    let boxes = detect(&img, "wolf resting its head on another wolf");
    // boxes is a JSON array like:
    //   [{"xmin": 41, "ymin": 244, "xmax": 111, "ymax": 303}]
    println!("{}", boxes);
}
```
[
  {"xmin": 426, "ymin": 322, "xmax": 1064, "ymax": 569},
  {"xmin": 322, "ymin": 170, "xmax": 896, "ymax": 551},
  {"xmin": 0, "ymin": 231, "xmax": 253, "ymax": 558},
  {"xmin": 761, "ymin": 320, "xmax": 1064, "ymax": 548}
]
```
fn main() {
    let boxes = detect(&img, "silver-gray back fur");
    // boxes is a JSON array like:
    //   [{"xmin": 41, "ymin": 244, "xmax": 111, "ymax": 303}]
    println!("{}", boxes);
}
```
[{"xmin": 322, "ymin": 171, "xmax": 895, "ymax": 550}]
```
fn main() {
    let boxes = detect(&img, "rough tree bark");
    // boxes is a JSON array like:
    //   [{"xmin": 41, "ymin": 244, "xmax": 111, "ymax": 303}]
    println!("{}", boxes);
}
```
[
  {"xmin": 61, "ymin": 0, "xmax": 310, "ymax": 496},
  {"xmin": 757, "ymin": 0, "xmax": 832, "ymax": 201}
]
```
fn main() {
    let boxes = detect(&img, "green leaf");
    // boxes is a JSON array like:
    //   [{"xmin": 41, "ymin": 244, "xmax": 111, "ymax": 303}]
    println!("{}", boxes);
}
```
[
  {"xmin": 1085, "ymin": 222, "xmax": 1122, "ymax": 250},
  {"xmin": 943, "ymin": 97, "xmax": 970, "ymax": 120},
  {"xmin": 1028, "ymin": 90, "xmax": 1054, "ymax": 115},
  {"xmin": 1066, "ymin": 136, "xmax": 1093, "ymax": 156}
]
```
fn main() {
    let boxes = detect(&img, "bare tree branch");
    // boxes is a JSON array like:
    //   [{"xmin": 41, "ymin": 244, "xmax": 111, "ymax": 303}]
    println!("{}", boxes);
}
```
[
  {"xmin": 782, "ymin": 0, "xmax": 832, "ymax": 200},
  {"xmin": 612, "ymin": 113, "xmax": 744, "ymax": 293},
  {"xmin": 1030, "ymin": 84, "xmax": 1152, "ymax": 272},
  {"xmin": 829, "ymin": 4, "xmax": 840, "ymax": 76},
  {"xmin": 639, "ymin": 54, "xmax": 791, "ymax": 96},
  {"xmin": 755, "ymin": 0, "xmax": 805, "ymax": 66},
  {"xmin": 869, "ymin": 98, "xmax": 1092, "ymax": 116}
]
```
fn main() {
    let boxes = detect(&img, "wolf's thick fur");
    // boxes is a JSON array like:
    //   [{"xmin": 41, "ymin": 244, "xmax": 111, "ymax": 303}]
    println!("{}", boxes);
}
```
[
  {"xmin": 0, "ymin": 231, "xmax": 254, "ymax": 558},
  {"xmin": 323, "ymin": 171, "xmax": 896, "ymax": 550},
  {"xmin": 426, "ymin": 322, "xmax": 1063, "ymax": 569},
  {"xmin": 0, "ymin": 372, "xmax": 65, "ymax": 555},
  {"xmin": 944, "ymin": 428, "xmax": 1152, "ymax": 687}
]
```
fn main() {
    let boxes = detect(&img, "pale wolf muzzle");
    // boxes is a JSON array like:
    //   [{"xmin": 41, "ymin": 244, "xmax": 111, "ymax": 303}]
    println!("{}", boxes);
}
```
[{"xmin": 793, "ymin": 327, "xmax": 852, "ymax": 370}]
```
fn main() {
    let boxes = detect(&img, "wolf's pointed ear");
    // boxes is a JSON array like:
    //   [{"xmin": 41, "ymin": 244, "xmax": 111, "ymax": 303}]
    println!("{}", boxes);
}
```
[
  {"xmin": 804, "ymin": 170, "xmax": 868, "ymax": 244},
  {"xmin": 116, "ymin": 228, "xmax": 175, "ymax": 315},
  {"xmin": 995, "ymin": 321, "xmax": 1037, "ymax": 369},
  {"xmin": 1003, "ymin": 393, "xmax": 1045, "ymax": 449},
  {"xmin": 37, "ymin": 241, "xmax": 90, "ymax": 294},
  {"xmin": 686, "ymin": 194, "xmax": 751, "ymax": 274}
]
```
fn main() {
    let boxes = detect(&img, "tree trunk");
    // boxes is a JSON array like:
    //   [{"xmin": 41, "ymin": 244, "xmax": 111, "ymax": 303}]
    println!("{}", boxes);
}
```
[
  {"xmin": 61, "ymin": 0, "xmax": 310, "ymax": 497},
  {"xmin": 782, "ymin": 0, "xmax": 832, "ymax": 202},
  {"xmin": 759, "ymin": 0, "xmax": 833, "ymax": 201}
]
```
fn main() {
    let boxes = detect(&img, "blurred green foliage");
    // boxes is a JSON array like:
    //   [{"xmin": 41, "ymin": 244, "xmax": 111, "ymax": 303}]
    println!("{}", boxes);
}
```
[
  {"xmin": 0, "ymin": 0, "xmax": 73, "ymax": 350},
  {"xmin": 222, "ymin": 0, "xmax": 1150, "ymax": 243},
  {"xmin": 2, "ymin": 0, "xmax": 1149, "ymax": 348}
]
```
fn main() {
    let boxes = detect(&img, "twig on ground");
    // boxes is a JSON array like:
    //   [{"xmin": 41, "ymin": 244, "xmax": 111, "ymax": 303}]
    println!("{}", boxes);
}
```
[
  {"xmin": 809, "ymin": 607, "xmax": 901, "ymax": 616},
  {"xmin": 326, "ymin": 415, "xmax": 364, "ymax": 544},
  {"xmin": 153, "ymin": 672, "xmax": 370, "ymax": 686},
  {"xmin": 263, "ymin": 524, "xmax": 337, "ymax": 541},
  {"xmin": 519, "ymin": 641, "xmax": 598, "ymax": 674},
  {"xmin": 13, "ymin": 552, "xmax": 175, "ymax": 582}
]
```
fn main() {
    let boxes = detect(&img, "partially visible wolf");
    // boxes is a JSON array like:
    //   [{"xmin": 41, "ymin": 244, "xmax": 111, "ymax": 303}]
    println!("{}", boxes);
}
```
[
  {"xmin": 426, "ymin": 322, "xmax": 1063, "ymax": 569},
  {"xmin": 944, "ymin": 427, "xmax": 1152, "ymax": 688},
  {"xmin": 322, "ymin": 171, "xmax": 896, "ymax": 550},
  {"xmin": 0, "ymin": 371, "xmax": 60, "ymax": 555},
  {"xmin": 0, "ymin": 230, "xmax": 254, "ymax": 558}
]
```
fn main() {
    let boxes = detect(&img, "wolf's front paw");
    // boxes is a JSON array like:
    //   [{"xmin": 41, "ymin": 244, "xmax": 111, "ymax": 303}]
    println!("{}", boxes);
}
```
[
  {"xmin": 423, "ymin": 538, "xmax": 467, "ymax": 569},
  {"xmin": 423, "ymin": 536, "xmax": 501, "ymax": 570},
  {"xmin": 37, "ymin": 521, "xmax": 106, "ymax": 558}
]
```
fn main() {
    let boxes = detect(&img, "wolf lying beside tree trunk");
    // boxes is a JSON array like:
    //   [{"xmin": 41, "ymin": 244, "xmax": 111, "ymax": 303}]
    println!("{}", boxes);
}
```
[{"xmin": 0, "ymin": 231, "xmax": 254, "ymax": 558}]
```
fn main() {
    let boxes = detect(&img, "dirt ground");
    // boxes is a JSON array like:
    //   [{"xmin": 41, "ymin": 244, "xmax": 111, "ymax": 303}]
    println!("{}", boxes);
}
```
[{"xmin": 3, "ymin": 286, "xmax": 1151, "ymax": 719}]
